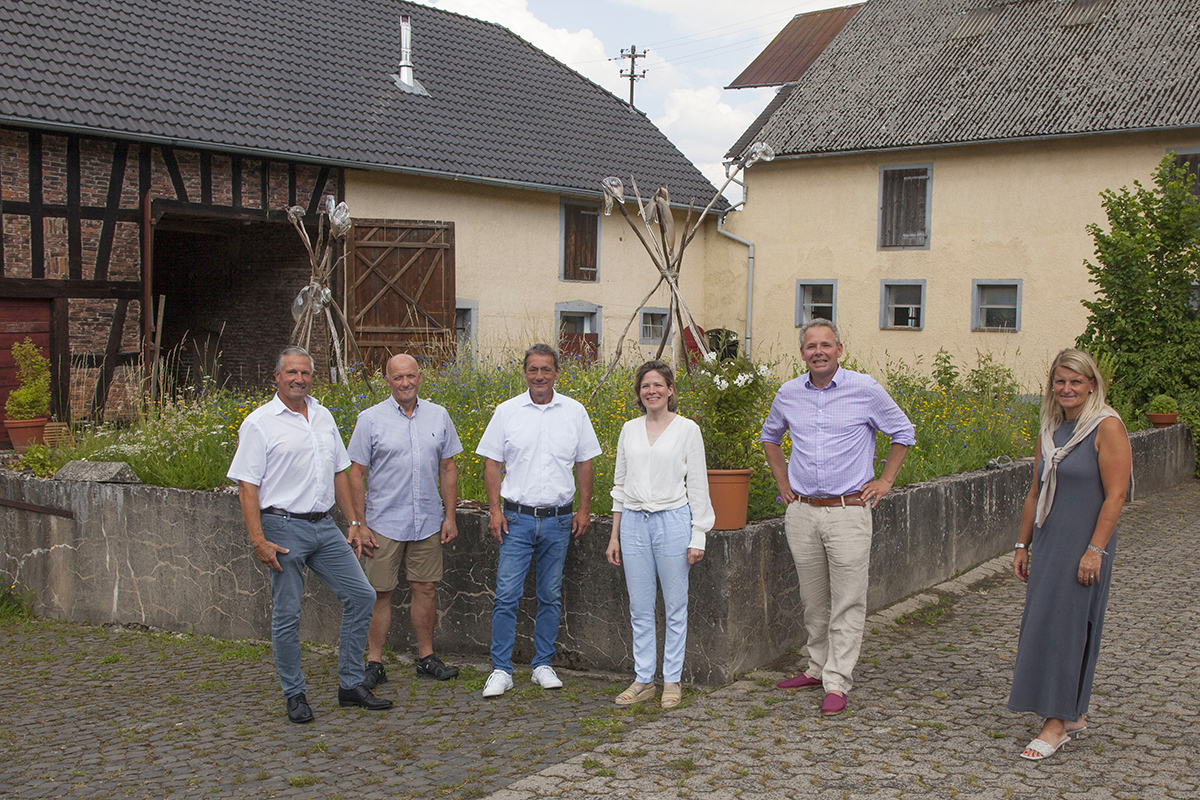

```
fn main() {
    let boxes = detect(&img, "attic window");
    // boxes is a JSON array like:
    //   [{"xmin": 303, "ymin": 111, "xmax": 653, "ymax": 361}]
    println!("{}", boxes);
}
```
[
  {"xmin": 1061, "ymin": 0, "xmax": 1113, "ymax": 26},
  {"xmin": 951, "ymin": 7, "xmax": 1001, "ymax": 39}
]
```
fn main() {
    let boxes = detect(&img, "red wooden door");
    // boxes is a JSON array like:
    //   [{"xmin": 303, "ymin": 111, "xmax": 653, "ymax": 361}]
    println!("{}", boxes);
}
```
[{"xmin": 0, "ymin": 299, "xmax": 52, "ymax": 448}]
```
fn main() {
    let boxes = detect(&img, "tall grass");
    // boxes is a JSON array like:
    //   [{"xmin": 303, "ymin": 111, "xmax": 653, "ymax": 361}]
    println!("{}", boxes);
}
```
[{"xmin": 19, "ymin": 351, "xmax": 1035, "ymax": 521}]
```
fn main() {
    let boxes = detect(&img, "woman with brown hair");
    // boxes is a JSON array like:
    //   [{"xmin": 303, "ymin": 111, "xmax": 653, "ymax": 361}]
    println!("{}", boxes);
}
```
[{"xmin": 606, "ymin": 360, "xmax": 714, "ymax": 709}]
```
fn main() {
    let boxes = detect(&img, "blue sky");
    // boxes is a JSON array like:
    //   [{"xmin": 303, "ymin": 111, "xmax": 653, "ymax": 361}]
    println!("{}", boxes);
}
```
[{"xmin": 418, "ymin": 0, "xmax": 847, "ymax": 202}]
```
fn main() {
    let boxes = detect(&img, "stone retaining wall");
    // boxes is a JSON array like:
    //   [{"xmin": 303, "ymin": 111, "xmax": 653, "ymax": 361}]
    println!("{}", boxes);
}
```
[{"xmin": 1, "ymin": 425, "xmax": 1191, "ymax": 684}]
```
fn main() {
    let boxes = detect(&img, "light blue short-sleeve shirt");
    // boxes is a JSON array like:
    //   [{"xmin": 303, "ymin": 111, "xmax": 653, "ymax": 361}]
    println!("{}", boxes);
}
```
[{"xmin": 347, "ymin": 396, "xmax": 463, "ymax": 541}]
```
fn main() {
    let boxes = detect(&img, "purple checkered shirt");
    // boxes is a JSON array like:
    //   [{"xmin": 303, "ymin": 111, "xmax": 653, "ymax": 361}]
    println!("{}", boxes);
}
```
[{"xmin": 760, "ymin": 366, "xmax": 915, "ymax": 497}]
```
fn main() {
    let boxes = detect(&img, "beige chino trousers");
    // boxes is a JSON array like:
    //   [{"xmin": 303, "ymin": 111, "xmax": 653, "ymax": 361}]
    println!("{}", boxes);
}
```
[{"xmin": 784, "ymin": 501, "xmax": 873, "ymax": 695}]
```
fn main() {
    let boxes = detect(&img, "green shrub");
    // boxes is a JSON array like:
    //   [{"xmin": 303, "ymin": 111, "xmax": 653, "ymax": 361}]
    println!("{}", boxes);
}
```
[
  {"xmin": 4, "ymin": 338, "xmax": 50, "ymax": 420},
  {"xmin": 1148, "ymin": 394, "xmax": 1179, "ymax": 414}
]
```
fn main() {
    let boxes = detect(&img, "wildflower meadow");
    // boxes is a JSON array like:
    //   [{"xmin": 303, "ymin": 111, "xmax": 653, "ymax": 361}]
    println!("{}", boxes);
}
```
[{"xmin": 19, "ymin": 350, "xmax": 1038, "ymax": 522}]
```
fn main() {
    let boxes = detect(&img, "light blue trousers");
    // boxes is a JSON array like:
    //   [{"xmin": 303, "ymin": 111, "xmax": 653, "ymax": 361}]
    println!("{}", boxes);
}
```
[
  {"xmin": 620, "ymin": 506, "xmax": 692, "ymax": 684},
  {"xmin": 262, "ymin": 513, "xmax": 375, "ymax": 697}
]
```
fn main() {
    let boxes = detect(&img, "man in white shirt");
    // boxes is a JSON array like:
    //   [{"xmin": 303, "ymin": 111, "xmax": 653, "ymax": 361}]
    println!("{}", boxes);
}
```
[
  {"xmin": 227, "ymin": 346, "xmax": 393, "ymax": 723},
  {"xmin": 475, "ymin": 344, "xmax": 602, "ymax": 698},
  {"xmin": 348, "ymin": 353, "xmax": 463, "ymax": 688}
]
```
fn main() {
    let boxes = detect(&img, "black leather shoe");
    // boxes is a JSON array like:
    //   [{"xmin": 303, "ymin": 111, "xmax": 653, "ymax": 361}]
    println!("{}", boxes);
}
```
[
  {"xmin": 416, "ymin": 653, "xmax": 460, "ymax": 681},
  {"xmin": 363, "ymin": 660, "xmax": 388, "ymax": 690},
  {"xmin": 338, "ymin": 684, "xmax": 394, "ymax": 710},
  {"xmin": 286, "ymin": 693, "xmax": 314, "ymax": 723}
]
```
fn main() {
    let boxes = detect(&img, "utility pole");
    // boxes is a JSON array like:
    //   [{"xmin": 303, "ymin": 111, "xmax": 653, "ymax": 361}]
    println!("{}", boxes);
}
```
[{"xmin": 619, "ymin": 45, "xmax": 647, "ymax": 108}]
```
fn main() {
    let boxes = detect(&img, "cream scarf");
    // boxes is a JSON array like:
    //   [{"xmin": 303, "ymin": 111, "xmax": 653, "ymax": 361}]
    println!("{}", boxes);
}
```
[{"xmin": 1034, "ymin": 411, "xmax": 1121, "ymax": 528}]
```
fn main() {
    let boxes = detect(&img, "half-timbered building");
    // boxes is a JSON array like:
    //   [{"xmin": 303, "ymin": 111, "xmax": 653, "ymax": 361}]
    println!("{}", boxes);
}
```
[{"xmin": 0, "ymin": 0, "xmax": 721, "ymax": 442}]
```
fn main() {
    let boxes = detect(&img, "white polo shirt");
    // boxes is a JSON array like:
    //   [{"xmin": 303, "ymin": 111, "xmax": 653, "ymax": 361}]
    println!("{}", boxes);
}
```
[
  {"xmin": 475, "ymin": 390, "xmax": 602, "ymax": 508},
  {"xmin": 226, "ymin": 393, "xmax": 351, "ymax": 514}
]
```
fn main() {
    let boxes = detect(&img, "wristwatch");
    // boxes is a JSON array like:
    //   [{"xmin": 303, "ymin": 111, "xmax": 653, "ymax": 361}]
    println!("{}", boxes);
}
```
[
  {"xmin": 1014, "ymin": 543, "xmax": 1028, "ymax": 550},
  {"xmin": 348, "ymin": 521, "xmax": 362, "ymax": 527}
]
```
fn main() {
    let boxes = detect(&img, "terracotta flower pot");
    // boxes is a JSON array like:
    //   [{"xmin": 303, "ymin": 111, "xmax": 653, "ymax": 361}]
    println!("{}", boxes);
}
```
[
  {"xmin": 1147, "ymin": 412, "xmax": 1179, "ymax": 428},
  {"xmin": 4, "ymin": 417, "xmax": 49, "ymax": 452},
  {"xmin": 708, "ymin": 468, "xmax": 753, "ymax": 530}
]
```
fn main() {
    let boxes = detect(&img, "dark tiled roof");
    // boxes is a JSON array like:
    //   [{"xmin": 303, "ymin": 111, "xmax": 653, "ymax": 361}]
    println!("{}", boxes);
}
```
[
  {"xmin": 0, "ymin": 0, "xmax": 722, "ymax": 207},
  {"xmin": 726, "ymin": 4, "xmax": 862, "ymax": 90},
  {"xmin": 730, "ymin": 0, "xmax": 1200, "ymax": 159}
]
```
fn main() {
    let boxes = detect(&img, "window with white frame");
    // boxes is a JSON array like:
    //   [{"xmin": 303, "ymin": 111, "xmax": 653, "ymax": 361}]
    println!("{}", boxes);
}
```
[
  {"xmin": 879, "ymin": 280, "xmax": 925, "ymax": 330},
  {"xmin": 795, "ymin": 280, "xmax": 837, "ymax": 326},
  {"xmin": 455, "ymin": 298, "xmax": 478, "ymax": 360},
  {"xmin": 555, "ymin": 300, "xmax": 602, "ymax": 363},
  {"xmin": 972, "ymin": 280, "xmax": 1021, "ymax": 331},
  {"xmin": 879, "ymin": 164, "xmax": 932, "ymax": 249},
  {"xmin": 639, "ymin": 307, "xmax": 670, "ymax": 344}
]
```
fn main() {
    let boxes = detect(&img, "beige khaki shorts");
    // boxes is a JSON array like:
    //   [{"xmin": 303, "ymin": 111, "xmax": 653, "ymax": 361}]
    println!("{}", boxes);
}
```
[{"xmin": 362, "ymin": 531, "xmax": 443, "ymax": 590}]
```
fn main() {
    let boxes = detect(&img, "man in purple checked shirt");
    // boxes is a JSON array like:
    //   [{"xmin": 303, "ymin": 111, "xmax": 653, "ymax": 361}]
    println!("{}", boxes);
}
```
[{"xmin": 760, "ymin": 319, "xmax": 914, "ymax": 716}]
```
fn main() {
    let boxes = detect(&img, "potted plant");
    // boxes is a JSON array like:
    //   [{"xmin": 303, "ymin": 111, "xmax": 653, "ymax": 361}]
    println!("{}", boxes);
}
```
[
  {"xmin": 1146, "ymin": 394, "xmax": 1180, "ymax": 428},
  {"xmin": 689, "ymin": 352, "xmax": 770, "ymax": 530},
  {"xmin": 4, "ymin": 337, "xmax": 51, "ymax": 451}
]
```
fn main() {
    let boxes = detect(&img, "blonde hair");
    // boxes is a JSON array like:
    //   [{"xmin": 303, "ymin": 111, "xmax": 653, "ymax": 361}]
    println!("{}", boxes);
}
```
[{"xmin": 1039, "ymin": 349, "xmax": 1116, "ymax": 439}]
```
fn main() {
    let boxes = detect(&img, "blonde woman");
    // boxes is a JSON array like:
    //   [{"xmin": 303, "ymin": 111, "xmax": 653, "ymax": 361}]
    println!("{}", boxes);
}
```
[
  {"xmin": 606, "ymin": 360, "xmax": 714, "ymax": 709},
  {"xmin": 1008, "ymin": 349, "xmax": 1132, "ymax": 761}
]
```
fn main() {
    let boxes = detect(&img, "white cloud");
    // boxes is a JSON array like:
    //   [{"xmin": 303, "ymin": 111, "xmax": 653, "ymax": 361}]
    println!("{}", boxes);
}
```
[{"xmin": 426, "ymin": 0, "xmax": 628, "ymax": 96}]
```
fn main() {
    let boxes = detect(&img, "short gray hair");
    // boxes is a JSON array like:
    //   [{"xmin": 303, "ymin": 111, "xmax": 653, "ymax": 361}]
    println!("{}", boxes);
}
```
[
  {"xmin": 799, "ymin": 318, "xmax": 841, "ymax": 345},
  {"xmin": 523, "ymin": 343, "xmax": 560, "ymax": 371},
  {"xmin": 275, "ymin": 346, "xmax": 315, "ymax": 373}
]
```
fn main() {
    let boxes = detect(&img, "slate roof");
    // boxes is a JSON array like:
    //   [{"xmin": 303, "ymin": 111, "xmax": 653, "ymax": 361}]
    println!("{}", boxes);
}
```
[
  {"xmin": 0, "ymin": 0, "xmax": 722, "ymax": 207},
  {"xmin": 728, "ymin": 0, "xmax": 1200, "ymax": 159}
]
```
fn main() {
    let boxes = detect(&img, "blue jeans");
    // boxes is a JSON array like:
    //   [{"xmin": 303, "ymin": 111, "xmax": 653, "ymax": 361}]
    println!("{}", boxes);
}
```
[
  {"xmin": 262, "ymin": 513, "xmax": 376, "ymax": 697},
  {"xmin": 620, "ymin": 506, "xmax": 692, "ymax": 683},
  {"xmin": 490, "ymin": 509, "xmax": 572, "ymax": 672}
]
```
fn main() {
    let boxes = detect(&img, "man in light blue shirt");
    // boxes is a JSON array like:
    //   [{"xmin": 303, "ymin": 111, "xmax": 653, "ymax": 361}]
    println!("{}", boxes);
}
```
[
  {"xmin": 349, "ymin": 354, "xmax": 463, "ymax": 687},
  {"xmin": 761, "ymin": 320, "xmax": 915, "ymax": 716}
]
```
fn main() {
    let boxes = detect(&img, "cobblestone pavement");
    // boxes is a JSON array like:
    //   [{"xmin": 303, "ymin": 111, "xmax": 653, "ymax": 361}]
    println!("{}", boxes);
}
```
[{"xmin": 2, "ymin": 482, "xmax": 1197, "ymax": 799}]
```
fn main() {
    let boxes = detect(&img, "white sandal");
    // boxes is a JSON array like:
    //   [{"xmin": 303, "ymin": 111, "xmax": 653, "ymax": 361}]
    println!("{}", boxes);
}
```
[{"xmin": 1019, "ymin": 735, "xmax": 1069, "ymax": 761}]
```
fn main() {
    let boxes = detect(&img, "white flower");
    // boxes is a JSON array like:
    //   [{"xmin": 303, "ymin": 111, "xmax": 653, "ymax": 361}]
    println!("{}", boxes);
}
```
[
  {"xmin": 703, "ymin": 352, "xmax": 718, "ymax": 364},
  {"xmin": 758, "ymin": 364, "xmax": 771, "ymax": 377},
  {"xmin": 714, "ymin": 377, "xmax": 729, "ymax": 391}
]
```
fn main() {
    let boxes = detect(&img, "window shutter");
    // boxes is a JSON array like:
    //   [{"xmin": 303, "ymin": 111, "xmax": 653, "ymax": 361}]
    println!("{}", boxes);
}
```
[
  {"xmin": 880, "ymin": 168, "xmax": 928, "ymax": 247},
  {"xmin": 564, "ymin": 204, "xmax": 598, "ymax": 281}
]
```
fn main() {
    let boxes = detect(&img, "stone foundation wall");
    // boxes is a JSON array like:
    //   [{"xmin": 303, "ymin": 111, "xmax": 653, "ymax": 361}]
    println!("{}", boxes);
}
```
[{"xmin": 1, "ymin": 425, "xmax": 1192, "ymax": 684}]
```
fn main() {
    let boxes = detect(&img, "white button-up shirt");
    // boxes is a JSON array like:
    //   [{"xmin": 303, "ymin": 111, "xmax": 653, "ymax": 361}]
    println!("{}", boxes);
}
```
[
  {"xmin": 475, "ymin": 390, "xmax": 602, "ymax": 508},
  {"xmin": 227, "ymin": 393, "xmax": 350, "ymax": 514}
]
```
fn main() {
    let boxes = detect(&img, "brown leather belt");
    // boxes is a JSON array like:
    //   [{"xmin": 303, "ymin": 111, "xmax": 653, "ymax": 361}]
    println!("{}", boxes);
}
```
[{"xmin": 796, "ymin": 492, "xmax": 867, "ymax": 507}]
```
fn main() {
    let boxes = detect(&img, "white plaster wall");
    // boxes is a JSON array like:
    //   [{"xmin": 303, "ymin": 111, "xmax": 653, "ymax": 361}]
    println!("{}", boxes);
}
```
[
  {"xmin": 711, "ymin": 131, "xmax": 1200, "ymax": 387},
  {"xmin": 344, "ymin": 170, "xmax": 712, "ymax": 364}
]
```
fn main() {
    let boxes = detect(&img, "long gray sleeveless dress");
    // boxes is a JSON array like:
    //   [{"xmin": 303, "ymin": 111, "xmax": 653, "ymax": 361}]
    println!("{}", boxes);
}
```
[{"xmin": 1008, "ymin": 420, "xmax": 1115, "ymax": 721}]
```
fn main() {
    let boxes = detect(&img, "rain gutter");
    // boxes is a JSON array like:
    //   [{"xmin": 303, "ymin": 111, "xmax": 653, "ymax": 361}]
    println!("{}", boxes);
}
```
[{"xmin": 716, "ymin": 212, "xmax": 755, "ymax": 359}]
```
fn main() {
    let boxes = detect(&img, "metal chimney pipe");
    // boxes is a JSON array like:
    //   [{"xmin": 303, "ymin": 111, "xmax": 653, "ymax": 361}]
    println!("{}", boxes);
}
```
[{"xmin": 400, "ymin": 15, "xmax": 414, "ymax": 86}]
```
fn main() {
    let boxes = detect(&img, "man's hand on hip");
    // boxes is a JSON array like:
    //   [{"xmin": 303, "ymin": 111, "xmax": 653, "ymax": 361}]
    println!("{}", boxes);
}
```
[{"xmin": 859, "ymin": 477, "xmax": 894, "ymax": 507}]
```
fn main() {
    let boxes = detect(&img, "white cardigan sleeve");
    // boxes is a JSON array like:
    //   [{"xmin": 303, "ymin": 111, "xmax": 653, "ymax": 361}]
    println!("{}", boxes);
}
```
[{"xmin": 683, "ymin": 420, "xmax": 715, "ymax": 550}]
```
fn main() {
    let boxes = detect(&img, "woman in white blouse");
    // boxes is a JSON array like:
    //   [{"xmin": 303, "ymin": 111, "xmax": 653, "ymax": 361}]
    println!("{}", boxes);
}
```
[{"xmin": 606, "ymin": 360, "xmax": 715, "ymax": 709}]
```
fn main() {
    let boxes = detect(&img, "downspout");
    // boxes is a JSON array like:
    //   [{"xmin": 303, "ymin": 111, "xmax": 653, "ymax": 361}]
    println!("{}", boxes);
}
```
[{"xmin": 716, "ymin": 212, "xmax": 755, "ymax": 359}]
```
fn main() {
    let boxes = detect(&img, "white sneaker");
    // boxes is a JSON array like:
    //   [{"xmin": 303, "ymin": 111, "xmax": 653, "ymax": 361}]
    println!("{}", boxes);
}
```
[
  {"xmin": 482, "ymin": 669, "xmax": 513, "ymax": 698},
  {"xmin": 531, "ymin": 665, "xmax": 563, "ymax": 689}
]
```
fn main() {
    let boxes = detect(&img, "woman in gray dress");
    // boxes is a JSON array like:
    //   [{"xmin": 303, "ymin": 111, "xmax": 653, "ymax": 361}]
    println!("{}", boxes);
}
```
[{"xmin": 1008, "ymin": 349, "xmax": 1131, "ymax": 761}]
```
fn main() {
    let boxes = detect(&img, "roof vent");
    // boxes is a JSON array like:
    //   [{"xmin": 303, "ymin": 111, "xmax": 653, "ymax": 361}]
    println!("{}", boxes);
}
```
[
  {"xmin": 1061, "ymin": 0, "xmax": 1113, "ymax": 26},
  {"xmin": 392, "ymin": 15, "xmax": 430, "ymax": 96}
]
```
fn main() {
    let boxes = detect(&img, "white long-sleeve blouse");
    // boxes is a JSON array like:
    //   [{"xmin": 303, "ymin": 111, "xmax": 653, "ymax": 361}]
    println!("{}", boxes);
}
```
[{"xmin": 610, "ymin": 414, "xmax": 715, "ymax": 550}]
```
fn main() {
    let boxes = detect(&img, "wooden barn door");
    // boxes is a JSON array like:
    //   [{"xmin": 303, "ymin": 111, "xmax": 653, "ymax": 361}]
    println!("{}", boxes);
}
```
[
  {"xmin": 0, "ymin": 298, "xmax": 52, "ymax": 448},
  {"xmin": 347, "ymin": 220, "xmax": 455, "ymax": 370}
]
